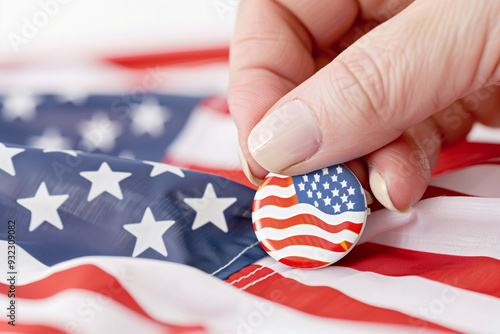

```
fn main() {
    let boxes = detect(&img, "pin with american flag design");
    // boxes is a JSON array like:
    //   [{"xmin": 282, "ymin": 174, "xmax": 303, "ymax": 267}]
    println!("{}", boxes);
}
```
[{"xmin": 252, "ymin": 164, "xmax": 368, "ymax": 269}]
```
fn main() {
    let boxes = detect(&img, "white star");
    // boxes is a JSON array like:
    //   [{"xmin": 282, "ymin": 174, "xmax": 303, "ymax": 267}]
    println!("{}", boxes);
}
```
[
  {"xmin": 314, "ymin": 173, "xmax": 320, "ymax": 182},
  {"xmin": 322, "ymin": 167, "xmax": 329, "ymax": 175},
  {"xmin": 336, "ymin": 166, "xmax": 343, "ymax": 174},
  {"xmin": 341, "ymin": 194, "xmax": 349, "ymax": 203},
  {"xmin": 183, "ymin": 183, "xmax": 236, "ymax": 233},
  {"xmin": 77, "ymin": 112, "xmax": 122, "ymax": 152},
  {"xmin": 28, "ymin": 127, "xmax": 72, "ymax": 150},
  {"xmin": 298, "ymin": 182, "xmax": 305, "ymax": 191},
  {"xmin": 316, "ymin": 191, "xmax": 322, "ymax": 199},
  {"xmin": 314, "ymin": 201, "xmax": 319, "ymax": 207},
  {"xmin": 307, "ymin": 190, "xmax": 313, "ymax": 198},
  {"xmin": 302, "ymin": 175, "xmax": 309, "ymax": 182},
  {"xmin": 346, "ymin": 201, "xmax": 355, "ymax": 210},
  {"xmin": 1, "ymin": 92, "xmax": 41, "ymax": 121},
  {"xmin": 43, "ymin": 149, "xmax": 79, "ymax": 157},
  {"xmin": 143, "ymin": 161, "xmax": 184, "ymax": 178},
  {"xmin": 331, "ymin": 188, "xmax": 339, "ymax": 197},
  {"xmin": 80, "ymin": 162, "xmax": 132, "ymax": 201},
  {"xmin": 340, "ymin": 180, "xmax": 348, "ymax": 188},
  {"xmin": 347, "ymin": 186, "xmax": 356, "ymax": 195},
  {"xmin": 130, "ymin": 98, "xmax": 171, "ymax": 137},
  {"xmin": 331, "ymin": 175, "xmax": 338, "ymax": 182},
  {"xmin": 323, "ymin": 197, "xmax": 331, "ymax": 205},
  {"xmin": 322, "ymin": 181, "xmax": 330, "ymax": 190},
  {"xmin": 0, "ymin": 143, "xmax": 24, "ymax": 176},
  {"xmin": 333, "ymin": 203, "xmax": 341, "ymax": 213},
  {"xmin": 311, "ymin": 182, "xmax": 317, "ymax": 191},
  {"xmin": 123, "ymin": 207, "xmax": 175, "ymax": 257},
  {"xmin": 17, "ymin": 182, "xmax": 69, "ymax": 231}
]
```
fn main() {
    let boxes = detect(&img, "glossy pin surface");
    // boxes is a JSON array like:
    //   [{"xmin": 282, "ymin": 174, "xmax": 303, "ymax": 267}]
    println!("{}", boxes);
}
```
[{"xmin": 252, "ymin": 164, "xmax": 368, "ymax": 269}]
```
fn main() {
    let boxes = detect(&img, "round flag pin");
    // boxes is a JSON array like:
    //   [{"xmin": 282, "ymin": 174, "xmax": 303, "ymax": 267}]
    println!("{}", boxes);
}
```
[{"xmin": 252, "ymin": 164, "xmax": 368, "ymax": 269}]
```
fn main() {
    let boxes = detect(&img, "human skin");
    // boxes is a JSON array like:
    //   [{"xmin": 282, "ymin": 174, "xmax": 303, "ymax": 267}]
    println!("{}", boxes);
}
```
[{"xmin": 228, "ymin": 0, "xmax": 500, "ymax": 212}]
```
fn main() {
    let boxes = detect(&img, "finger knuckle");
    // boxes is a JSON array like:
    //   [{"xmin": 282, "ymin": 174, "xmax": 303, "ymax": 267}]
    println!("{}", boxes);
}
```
[{"xmin": 326, "ymin": 49, "xmax": 394, "ymax": 129}]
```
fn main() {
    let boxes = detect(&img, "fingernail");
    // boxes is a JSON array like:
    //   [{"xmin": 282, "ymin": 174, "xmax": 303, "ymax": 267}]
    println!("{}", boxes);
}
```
[
  {"xmin": 247, "ymin": 100, "xmax": 321, "ymax": 172},
  {"xmin": 369, "ymin": 168, "xmax": 411, "ymax": 213},
  {"xmin": 238, "ymin": 145, "xmax": 263, "ymax": 186},
  {"xmin": 363, "ymin": 188, "xmax": 374, "ymax": 205}
]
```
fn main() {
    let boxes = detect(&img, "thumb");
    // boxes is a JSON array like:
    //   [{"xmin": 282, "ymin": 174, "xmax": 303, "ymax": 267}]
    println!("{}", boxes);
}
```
[{"xmin": 247, "ymin": 0, "xmax": 500, "ymax": 175}]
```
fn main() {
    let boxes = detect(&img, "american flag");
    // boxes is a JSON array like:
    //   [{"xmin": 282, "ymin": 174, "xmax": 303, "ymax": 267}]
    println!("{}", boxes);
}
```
[
  {"xmin": 252, "ymin": 166, "xmax": 367, "ymax": 269},
  {"xmin": 0, "ymin": 51, "xmax": 499, "ymax": 333}
]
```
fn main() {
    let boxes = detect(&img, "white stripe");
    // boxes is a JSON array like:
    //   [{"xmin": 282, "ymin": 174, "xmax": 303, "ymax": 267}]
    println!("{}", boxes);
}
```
[
  {"xmin": 360, "ymin": 196, "xmax": 500, "ymax": 260},
  {"xmin": 0, "ymin": 250, "xmax": 430, "ymax": 334},
  {"xmin": 1, "ymin": 291, "xmax": 172, "ymax": 334},
  {"xmin": 253, "ymin": 184, "xmax": 295, "ymax": 200},
  {"xmin": 255, "ymin": 225, "xmax": 359, "ymax": 243},
  {"xmin": 240, "ymin": 271, "xmax": 277, "ymax": 291},
  {"xmin": 267, "ymin": 245, "xmax": 355, "ymax": 263},
  {"xmin": 253, "ymin": 203, "xmax": 367, "ymax": 225},
  {"xmin": 430, "ymin": 164, "xmax": 500, "ymax": 197},
  {"xmin": 257, "ymin": 257, "xmax": 500, "ymax": 334},
  {"xmin": 230, "ymin": 266, "xmax": 266, "ymax": 285}
]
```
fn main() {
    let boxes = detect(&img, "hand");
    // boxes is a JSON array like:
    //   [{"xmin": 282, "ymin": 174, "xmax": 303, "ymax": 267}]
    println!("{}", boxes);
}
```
[{"xmin": 229, "ymin": 0, "xmax": 500, "ymax": 212}]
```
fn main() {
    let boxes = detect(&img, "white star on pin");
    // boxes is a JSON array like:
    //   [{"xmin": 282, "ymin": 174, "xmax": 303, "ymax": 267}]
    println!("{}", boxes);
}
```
[
  {"xmin": 77, "ymin": 112, "xmax": 122, "ymax": 152},
  {"xmin": 331, "ymin": 175, "xmax": 338, "ymax": 182},
  {"xmin": 302, "ymin": 175, "xmax": 308, "ymax": 182},
  {"xmin": 28, "ymin": 127, "xmax": 72, "ymax": 150},
  {"xmin": 143, "ymin": 161, "xmax": 184, "ymax": 178},
  {"xmin": 340, "ymin": 180, "xmax": 348, "ymax": 188},
  {"xmin": 341, "ymin": 194, "xmax": 349, "ymax": 203},
  {"xmin": 314, "ymin": 173, "xmax": 320, "ymax": 182},
  {"xmin": 316, "ymin": 191, "xmax": 322, "ymax": 199},
  {"xmin": 17, "ymin": 182, "xmax": 69, "ymax": 231},
  {"xmin": 323, "ymin": 196, "xmax": 332, "ymax": 205},
  {"xmin": 336, "ymin": 166, "xmax": 343, "ymax": 174},
  {"xmin": 333, "ymin": 203, "xmax": 341, "ymax": 213},
  {"xmin": 322, "ymin": 181, "xmax": 330, "ymax": 190},
  {"xmin": 298, "ymin": 182, "xmax": 305, "ymax": 191},
  {"xmin": 347, "ymin": 186, "xmax": 356, "ymax": 195},
  {"xmin": 0, "ymin": 143, "xmax": 24, "ymax": 176},
  {"xmin": 1, "ymin": 92, "xmax": 41, "ymax": 122},
  {"xmin": 123, "ymin": 207, "xmax": 175, "ymax": 257},
  {"xmin": 183, "ymin": 183, "xmax": 236, "ymax": 233},
  {"xmin": 311, "ymin": 182, "xmax": 317, "ymax": 191},
  {"xmin": 80, "ymin": 162, "xmax": 132, "ymax": 201},
  {"xmin": 322, "ymin": 167, "xmax": 329, "ymax": 175},
  {"xmin": 130, "ymin": 98, "xmax": 171, "ymax": 137},
  {"xmin": 346, "ymin": 201, "xmax": 355, "ymax": 210},
  {"xmin": 331, "ymin": 188, "xmax": 339, "ymax": 197},
  {"xmin": 307, "ymin": 190, "xmax": 313, "ymax": 198}
]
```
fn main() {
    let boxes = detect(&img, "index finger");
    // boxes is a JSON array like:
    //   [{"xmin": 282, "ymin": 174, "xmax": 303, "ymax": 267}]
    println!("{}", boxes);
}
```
[{"xmin": 228, "ymin": 0, "xmax": 358, "ymax": 179}]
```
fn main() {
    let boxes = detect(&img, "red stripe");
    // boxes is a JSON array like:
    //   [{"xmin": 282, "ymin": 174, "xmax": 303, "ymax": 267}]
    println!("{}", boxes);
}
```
[
  {"xmin": 162, "ymin": 158, "xmax": 258, "ymax": 190},
  {"xmin": 434, "ymin": 141, "xmax": 500, "ymax": 176},
  {"xmin": 0, "ymin": 322, "xmax": 66, "ymax": 334},
  {"xmin": 252, "ymin": 195, "xmax": 298, "ymax": 210},
  {"xmin": 338, "ymin": 242, "xmax": 500, "ymax": 298},
  {"xmin": 261, "ymin": 235, "xmax": 353, "ymax": 253},
  {"xmin": 107, "ymin": 47, "xmax": 229, "ymax": 69},
  {"xmin": 237, "ymin": 266, "xmax": 456, "ymax": 333},
  {"xmin": 279, "ymin": 256, "xmax": 333, "ymax": 269},
  {"xmin": 0, "ymin": 265, "xmax": 205, "ymax": 333},
  {"xmin": 259, "ymin": 176, "xmax": 293, "ymax": 188},
  {"xmin": 254, "ymin": 216, "xmax": 363, "ymax": 234}
]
